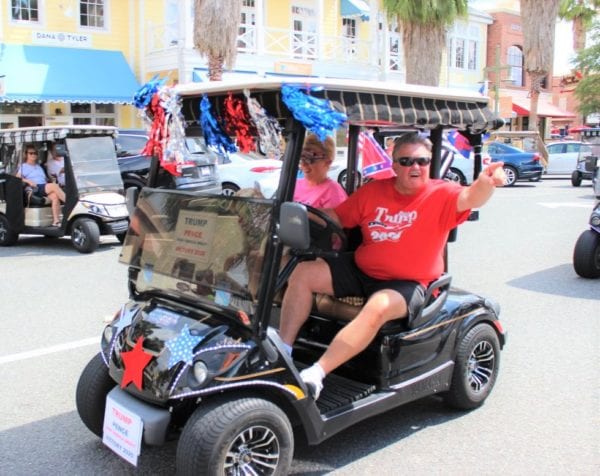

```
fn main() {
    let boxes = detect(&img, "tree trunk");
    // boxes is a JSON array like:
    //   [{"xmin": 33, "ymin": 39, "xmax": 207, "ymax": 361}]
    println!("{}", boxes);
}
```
[
  {"xmin": 208, "ymin": 54, "xmax": 224, "ymax": 81},
  {"xmin": 402, "ymin": 22, "xmax": 445, "ymax": 86},
  {"xmin": 573, "ymin": 15, "xmax": 586, "ymax": 50},
  {"xmin": 528, "ymin": 73, "xmax": 545, "ymax": 132}
]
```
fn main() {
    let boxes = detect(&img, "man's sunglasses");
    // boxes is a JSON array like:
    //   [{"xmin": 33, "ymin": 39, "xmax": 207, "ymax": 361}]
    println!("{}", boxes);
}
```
[{"xmin": 393, "ymin": 156, "xmax": 431, "ymax": 167}]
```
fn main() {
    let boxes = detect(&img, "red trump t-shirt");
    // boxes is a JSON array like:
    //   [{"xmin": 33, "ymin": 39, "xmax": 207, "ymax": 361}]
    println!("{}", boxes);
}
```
[{"xmin": 335, "ymin": 178, "xmax": 470, "ymax": 286}]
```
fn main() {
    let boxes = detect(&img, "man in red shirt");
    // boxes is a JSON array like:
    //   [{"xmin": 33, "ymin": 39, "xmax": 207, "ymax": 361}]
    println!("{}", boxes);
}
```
[{"xmin": 279, "ymin": 133, "xmax": 506, "ymax": 399}]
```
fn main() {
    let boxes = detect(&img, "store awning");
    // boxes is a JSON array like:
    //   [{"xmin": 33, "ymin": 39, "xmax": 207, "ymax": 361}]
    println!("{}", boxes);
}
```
[
  {"xmin": 0, "ymin": 44, "xmax": 140, "ymax": 104},
  {"xmin": 341, "ymin": 0, "xmax": 370, "ymax": 20},
  {"xmin": 512, "ymin": 97, "xmax": 576, "ymax": 118}
]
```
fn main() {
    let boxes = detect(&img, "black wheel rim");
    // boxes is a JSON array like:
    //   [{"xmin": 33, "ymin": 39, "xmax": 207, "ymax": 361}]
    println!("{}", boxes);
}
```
[
  {"xmin": 224, "ymin": 424, "xmax": 280, "ymax": 475},
  {"xmin": 467, "ymin": 340, "xmax": 495, "ymax": 394},
  {"xmin": 72, "ymin": 224, "xmax": 86, "ymax": 247}
]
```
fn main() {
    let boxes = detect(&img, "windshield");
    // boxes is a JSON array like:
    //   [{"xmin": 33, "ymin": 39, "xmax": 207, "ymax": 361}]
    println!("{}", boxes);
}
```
[
  {"xmin": 120, "ymin": 190, "xmax": 273, "ymax": 317},
  {"xmin": 66, "ymin": 136, "xmax": 124, "ymax": 193}
]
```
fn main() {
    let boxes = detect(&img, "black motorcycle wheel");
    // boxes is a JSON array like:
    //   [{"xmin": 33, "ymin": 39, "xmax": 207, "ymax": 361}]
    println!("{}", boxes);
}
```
[
  {"xmin": 573, "ymin": 230, "xmax": 600, "ymax": 279},
  {"xmin": 445, "ymin": 324, "xmax": 500, "ymax": 410},
  {"xmin": 76, "ymin": 353, "xmax": 116, "ymax": 437},
  {"xmin": 176, "ymin": 397, "xmax": 293, "ymax": 476}
]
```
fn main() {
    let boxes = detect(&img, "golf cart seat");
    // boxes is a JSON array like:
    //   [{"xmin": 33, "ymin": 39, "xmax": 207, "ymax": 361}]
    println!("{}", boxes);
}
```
[{"xmin": 313, "ymin": 273, "xmax": 452, "ymax": 333}]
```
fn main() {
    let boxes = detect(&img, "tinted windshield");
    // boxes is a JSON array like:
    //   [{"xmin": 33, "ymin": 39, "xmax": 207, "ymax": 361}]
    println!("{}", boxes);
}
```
[
  {"xmin": 66, "ymin": 136, "xmax": 124, "ymax": 193},
  {"xmin": 120, "ymin": 190, "xmax": 273, "ymax": 316}
]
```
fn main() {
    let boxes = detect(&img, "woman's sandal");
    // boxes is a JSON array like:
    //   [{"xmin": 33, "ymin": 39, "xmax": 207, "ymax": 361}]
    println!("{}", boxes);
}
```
[{"xmin": 52, "ymin": 220, "xmax": 61, "ymax": 227}]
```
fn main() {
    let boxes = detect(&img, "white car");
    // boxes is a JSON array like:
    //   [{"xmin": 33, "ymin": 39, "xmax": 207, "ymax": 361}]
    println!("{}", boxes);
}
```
[
  {"xmin": 216, "ymin": 151, "xmax": 282, "ymax": 197},
  {"xmin": 546, "ymin": 141, "xmax": 593, "ymax": 175}
]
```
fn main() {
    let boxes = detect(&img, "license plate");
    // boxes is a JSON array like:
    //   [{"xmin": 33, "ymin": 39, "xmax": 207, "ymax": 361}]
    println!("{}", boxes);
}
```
[
  {"xmin": 103, "ymin": 395, "xmax": 144, "ymax": 466},
  {"xmin": 200, "ymin": 166, "xmax": 211, "ymax": 176}
]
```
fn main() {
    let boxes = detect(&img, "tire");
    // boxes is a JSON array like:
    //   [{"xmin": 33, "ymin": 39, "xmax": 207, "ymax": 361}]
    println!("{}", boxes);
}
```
[
  {"xmin": 502, "ymin": 165, "xmax": 518, "ymax": 186},
  {"xmin": 448, "ymin": 167, "xmax": 467, "ymax": 186},
  {"xmin": 70, "ymin": 218, "xmax": 100, "ymax": 253},
  {"xmin": 338, "ymin": 169, "xmax": 361, "ymax": 189},
  {"xmin": 0, "ymin": 214, "xmax": 18, "ymax": 246},
  {"xmin": 116, "ymin": 232, "xmax": 127, "ymax": 244},
  {"xmin": 222, "ymin": 182, "xmax": 240, "ymax": 196},
  {"xmin": 573, "ymin": 230, "xmax": 600, "ymax": 279},
  {"xmin": 444, "ymin": 323, "xmax": 500, "ymax": 410},
  {"xmin": 571, "ymin": 171, "xmax": 582, "ymax": 187},
  {"xmin": 76, "ymin": 353, "xmax": 116, "ymax": 438},
  {"xmin": 176, "ymin": 397, "xmax": 294, "ymax": 476}
]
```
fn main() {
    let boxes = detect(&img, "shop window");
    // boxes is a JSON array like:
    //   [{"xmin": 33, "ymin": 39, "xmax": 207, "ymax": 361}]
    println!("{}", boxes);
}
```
[
  {"xmin": 80, "ymin": 0, "xmax": 105, "ymax": 28},
  {"xmin": 449, "ymin": 21, "xmax": 480, "ymax": 71},
  {"xmin": 69, "ymin": 103, "xmax": 115, "ymax": 125},
  {"xmin": 0, "ymin": 102, "xmax": 43, "ymax": 114},
  {"xmin": 11, "ymin": 0, "xmax": 38, "ymax": 22},
  {"xmin": 507, "ymin": 46, "xmax": 524, "ymax": 87}
]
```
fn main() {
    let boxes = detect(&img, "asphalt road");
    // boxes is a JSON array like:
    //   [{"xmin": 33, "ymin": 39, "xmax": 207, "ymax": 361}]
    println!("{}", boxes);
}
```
[{"xmin": 0, "ymin": 178, "xmax": 598, "ymax": 475}]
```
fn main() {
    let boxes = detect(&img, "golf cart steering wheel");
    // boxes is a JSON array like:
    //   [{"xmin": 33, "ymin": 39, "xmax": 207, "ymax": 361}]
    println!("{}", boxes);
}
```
[{"xmin": 305, "ymin": 205, "xmax": 347, "ymax": 252}]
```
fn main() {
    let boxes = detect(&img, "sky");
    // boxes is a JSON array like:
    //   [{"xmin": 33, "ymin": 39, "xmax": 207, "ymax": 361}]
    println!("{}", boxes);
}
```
[{"xmin": 469, "ymin": 0, "xmax": 576, "ymax": 75}]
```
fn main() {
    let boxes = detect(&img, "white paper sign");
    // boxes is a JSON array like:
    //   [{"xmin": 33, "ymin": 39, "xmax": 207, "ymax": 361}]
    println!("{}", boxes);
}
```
[{"xmin": 103, "ymin": 396, "xmax": 144, "ymax": 466}]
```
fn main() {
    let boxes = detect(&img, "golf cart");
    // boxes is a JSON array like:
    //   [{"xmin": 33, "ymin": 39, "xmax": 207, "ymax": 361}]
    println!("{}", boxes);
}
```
[
  {"xmin": 0, "ymin": 126, "xmax": 129, "ymax": 253},
  {"xmin": 76, "ymin": 79, "xmax": 507, "ymax": 473}
]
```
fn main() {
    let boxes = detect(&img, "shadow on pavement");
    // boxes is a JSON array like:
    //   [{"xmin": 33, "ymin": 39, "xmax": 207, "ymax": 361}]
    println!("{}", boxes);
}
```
[
  {"xmin": 507, "ymin": 263, "xmax": 599, "ymax": 300},
  {"xmin": 0, "ymin": 236, "xmax": 121, "ymax": 257}
]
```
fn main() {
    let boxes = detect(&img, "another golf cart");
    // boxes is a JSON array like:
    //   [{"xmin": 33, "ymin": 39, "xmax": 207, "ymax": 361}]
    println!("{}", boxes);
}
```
[
  {"xmin": 0, "ymin": 126, "xmax": 129, "ymax": 253},
  {"xmin": 76, "ymin": 79, "xmax": 507, "ymax": 473},
  {"xmin": 570, "ymin": 128, "xmax": 599, "ymax": 187}
]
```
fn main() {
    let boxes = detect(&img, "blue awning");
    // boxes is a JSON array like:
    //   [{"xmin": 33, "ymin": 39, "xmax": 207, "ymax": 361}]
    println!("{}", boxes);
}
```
[
  {"xmin": 0, "ymin": 44, "xmax": 140, "ymax": 104},
  {"xmin": 341, "ymin": 0, "xmax": 370, "ymax": 20}
]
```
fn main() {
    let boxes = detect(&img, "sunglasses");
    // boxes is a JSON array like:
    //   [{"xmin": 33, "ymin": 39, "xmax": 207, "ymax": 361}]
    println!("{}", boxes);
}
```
[
  {"xmin": 27, "ymin": 151, "xmax": 38, "ymax": 155},
  {"xmin": 393, "ymin": 156, "xmax": 431, "ymax": 167},
  {"xmin": 300, "ymin": 150, "xmax": 327, "ymax": 165}
]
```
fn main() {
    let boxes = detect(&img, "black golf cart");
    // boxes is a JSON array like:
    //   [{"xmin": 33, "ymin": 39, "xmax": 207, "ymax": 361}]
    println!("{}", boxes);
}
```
[
  {"xmin": 76, "ymin": 79, "xmax": 507, "ymax": 473},
  {"xmin": 0, "ymin": 126, "xmax": 129, "ymax": 253}
]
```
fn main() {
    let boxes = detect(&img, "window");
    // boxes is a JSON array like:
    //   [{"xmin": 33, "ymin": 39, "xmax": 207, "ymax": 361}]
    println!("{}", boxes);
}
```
[
  {"xmin": 70, "ymin": 103, "xmax": 115, "ymax": 126},
  {"xmin": 449, "ymin": 21, "xmax": 480, "ymax": 72},
  {"xmin": 80, "ymin": 0, "xmax": 105, "ymax": 28},
  {"xmin": 507, "ymin": 46, "xmax": 524, "ymax": 87},
  {"xmin": 343, "ymin": 18, "xmax": 356, "ymax": 39},
  {"xmin": 238, "ymin": 1, "xmax": 257, "ymax": 51},
  {"xmin": 454, "ymin": 38, "xmax": 465, "ymax": 69},
  {"xmin": 11, "ymin": 0, "xmax": 39, "ymax": 22}
]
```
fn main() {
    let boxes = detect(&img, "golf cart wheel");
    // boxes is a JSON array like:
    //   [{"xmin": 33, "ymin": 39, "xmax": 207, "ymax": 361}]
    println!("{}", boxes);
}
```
[
  {"xmin": 70, "ymin": 217, "xmax": 100, "ymax": 253},
  {"xmin": 338, "ymin": 169, "xmax": 361, "ymax": 189},
  {"xmin": 176, "ymin": 397, "xmax": 293, "ymax": 476},
  {"xmin": 571, "ymin": 170, "xmax": 582, "ymax": 187},
  {"xmin": 222, "ymin": 182, "xmax": 241, "ymax": 196},
  {"xmin": 573, "ymin": 230, "xmax": 600, "ymax": 279},
  {"xmin": 76, "ymin": 353, "xmax": 116, "ymax": 438},
  {"xmin": 0, "ymin": 214, "xmax": 18, "ymax": 246},
  {"xmin": 502, "ymin": 165, "xmax": 517, "ymax": 186},
  {"xmin": 444, "ymin": 323, "xmax": 500, "ymax": 410}
]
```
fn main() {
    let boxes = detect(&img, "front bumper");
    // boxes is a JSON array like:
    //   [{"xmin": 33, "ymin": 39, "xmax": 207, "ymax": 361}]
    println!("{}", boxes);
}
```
[{"xmin": 102, "ymin": 219, "xmax": 129, "ymax": 235}]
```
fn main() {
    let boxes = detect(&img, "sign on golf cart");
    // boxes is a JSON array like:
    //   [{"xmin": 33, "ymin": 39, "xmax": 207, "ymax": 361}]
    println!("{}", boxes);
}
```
[
  {"xmin": 0, "ymin": 126, "xmax": 129, "ymax": 253},
  {"xmin": 76, "ymin": 78, "xmax": 506, "ymax": 474}
]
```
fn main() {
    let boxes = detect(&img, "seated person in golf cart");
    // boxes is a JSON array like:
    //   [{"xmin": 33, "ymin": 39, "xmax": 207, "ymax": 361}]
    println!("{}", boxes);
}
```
[
  {"xmin": 16, "ymin": 144, "xmax": 65, "ymax": 227},
  {"xmin": 280, "ymin": 133, "xmax": 506, "ymax": 399}
]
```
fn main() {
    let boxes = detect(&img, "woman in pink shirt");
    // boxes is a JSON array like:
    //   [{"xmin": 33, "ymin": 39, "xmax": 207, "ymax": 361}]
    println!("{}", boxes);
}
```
[{"xmin": 293, "ymin": 134, "xmax": 347, "ymax": 208}]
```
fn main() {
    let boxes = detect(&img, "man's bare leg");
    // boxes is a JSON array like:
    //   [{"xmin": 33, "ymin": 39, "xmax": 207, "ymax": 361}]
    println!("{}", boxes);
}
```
[{"xmin": 279, "ymin": 258, "xmax": 334, "ymax": 346}]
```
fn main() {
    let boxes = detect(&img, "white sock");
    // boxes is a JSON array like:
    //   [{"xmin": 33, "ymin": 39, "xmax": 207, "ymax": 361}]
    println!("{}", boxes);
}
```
[
  {"xmin": 281, "ymin": 342, "xmax": 293, "ymax": 356},
  {"xmin": 300, "ymin": 363, "xmax": 325, "ymax": 399}
]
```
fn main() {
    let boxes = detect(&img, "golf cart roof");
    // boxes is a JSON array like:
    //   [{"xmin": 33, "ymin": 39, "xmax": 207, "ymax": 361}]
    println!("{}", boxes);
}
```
[
  {"xmin": 176, "ymin": 77, "xmax": 503, "ymax": 133},
  {"xmin": 0, "ymin": 125, "xmax": 117, "ymax": 145}
]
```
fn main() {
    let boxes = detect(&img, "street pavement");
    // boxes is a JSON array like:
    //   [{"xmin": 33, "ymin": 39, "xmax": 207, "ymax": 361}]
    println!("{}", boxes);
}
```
[{"xmin": 0, "ymin": 177, "xmax": 598, "ymax": 475}]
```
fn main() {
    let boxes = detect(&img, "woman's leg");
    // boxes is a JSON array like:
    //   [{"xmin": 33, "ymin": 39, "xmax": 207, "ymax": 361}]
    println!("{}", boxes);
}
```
[
  {"xmin": 45, "ymin": 183, "xmax": 65, "ymax": 202},
  {"xmin": 47, "ymin": 192, "xmax": 61, "ymax": 225}
]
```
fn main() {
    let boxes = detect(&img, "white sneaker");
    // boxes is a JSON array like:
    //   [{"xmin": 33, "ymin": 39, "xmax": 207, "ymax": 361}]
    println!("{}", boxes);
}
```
[{"xmin": 300, "ymin": 363, "xmax": 325, "ymax": 400}]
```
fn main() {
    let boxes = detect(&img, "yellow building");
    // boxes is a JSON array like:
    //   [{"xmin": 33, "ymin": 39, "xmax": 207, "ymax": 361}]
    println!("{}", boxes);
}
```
[{"xmin": 0, "ymin": 0, "xmax": 140, "ymax": 128}]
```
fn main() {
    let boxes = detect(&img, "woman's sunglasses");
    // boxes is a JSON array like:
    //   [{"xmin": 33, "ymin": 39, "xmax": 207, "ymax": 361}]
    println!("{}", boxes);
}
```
[
  {"xmin": 300, "ymin": 150, "xmax": 327, "ymax": 165},
  {"xmin": 393, "ymin": 156, "xmax": 431, "ymax": 167}
]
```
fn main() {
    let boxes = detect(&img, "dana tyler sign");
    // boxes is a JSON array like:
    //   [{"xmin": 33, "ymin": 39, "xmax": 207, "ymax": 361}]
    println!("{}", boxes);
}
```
[{"xmin": 32, "ymin": 31, "xmax": 92, "ymax": 48}]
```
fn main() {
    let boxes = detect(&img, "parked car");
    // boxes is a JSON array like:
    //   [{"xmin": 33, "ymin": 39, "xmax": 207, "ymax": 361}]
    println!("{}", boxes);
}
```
[
  {"xmin": 484, "ymin": 141, "xmax": 544, "ymax": 186},
  {"xmin": 76, "ymin": 78, "xmax": 506, "ymax": 474},
  {"xmin": 215, "ymin": 150, "xmax": 282, "ymax": 197},
  {"xmin": 0, "ymin": 126, "xmax": 129, "ymax": 253},
  {"xmin": 573, "ymin": 202, "xmax": 600, "ymax": 278},
  {"xmin": 115, "ymin": 130, "xmax": 221, "ymax": 194},
  {"xmin": 546, "ymin": 141, "xmax": 593, "ymax": 176},
  {"xmin": 487, "ymin": 130, "xmax": 549, "ymax": 169}
]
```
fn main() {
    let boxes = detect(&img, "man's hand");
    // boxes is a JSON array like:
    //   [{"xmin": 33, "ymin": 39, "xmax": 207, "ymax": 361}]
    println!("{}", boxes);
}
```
[{"xmin": 480, "ymin": 162, "xmax": 506, "ymax": 187}]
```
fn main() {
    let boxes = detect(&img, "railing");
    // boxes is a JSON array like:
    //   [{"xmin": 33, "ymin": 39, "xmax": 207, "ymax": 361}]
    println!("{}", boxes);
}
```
[{"xmin": 147, "ymin": 23, "xmax": 374, "ymax": 65}]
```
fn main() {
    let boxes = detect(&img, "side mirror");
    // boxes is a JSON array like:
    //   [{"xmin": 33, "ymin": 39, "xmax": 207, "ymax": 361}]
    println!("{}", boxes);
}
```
[
  {"xmin": 125, "ymin": 187, "xmax": 139, "ymax": 216},
  {"xmin": 279, "ymin": 202, "xmax": 310, "ymax": 249}
]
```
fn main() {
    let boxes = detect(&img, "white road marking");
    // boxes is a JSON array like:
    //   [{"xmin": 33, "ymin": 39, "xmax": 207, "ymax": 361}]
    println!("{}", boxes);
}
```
[
  {"xmin": 0, "ymin": 337, "xmax": 99, "ymax": 364},
  {"xmin": 538, "ymin": 202, "xmax": 593, "ymax": 209}
]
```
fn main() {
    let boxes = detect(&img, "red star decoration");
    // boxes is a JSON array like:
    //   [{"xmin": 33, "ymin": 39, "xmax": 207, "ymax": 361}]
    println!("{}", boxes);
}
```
[{"xmin": 121, "ymin": 336, "xmax": 153, "ymax": 391}]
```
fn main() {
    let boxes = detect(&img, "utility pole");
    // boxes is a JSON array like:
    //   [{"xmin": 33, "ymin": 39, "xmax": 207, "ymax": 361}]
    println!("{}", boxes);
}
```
[{"xmin": 483, "ymin": 45, "xmax": 511, "ymax": 117}]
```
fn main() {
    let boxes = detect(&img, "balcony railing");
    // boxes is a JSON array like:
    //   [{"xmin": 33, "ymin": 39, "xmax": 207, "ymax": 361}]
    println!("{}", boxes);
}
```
[{"xmin": 148, "ymin": 23, "xmax": 374, "ymax": 65}]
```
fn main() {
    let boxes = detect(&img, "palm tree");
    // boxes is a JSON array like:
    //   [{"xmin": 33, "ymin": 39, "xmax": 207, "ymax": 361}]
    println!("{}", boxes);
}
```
[
  {"xmin": 193, "ymin": 0, "xmax": 242, "ymax": 81},
  {"xmin": 559, "ymin": 0, "xmax": 600, "ymax": 51},
  {"xmin": 520, "ymin": 0, "xmax": 560, "ymax": 131},
  {"xmin": 382, "ymin": 0, "xmax": 468, "ymax": 86}
]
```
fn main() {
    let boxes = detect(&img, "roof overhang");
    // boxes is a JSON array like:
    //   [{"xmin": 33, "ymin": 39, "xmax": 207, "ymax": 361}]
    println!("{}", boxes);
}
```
[
  {"xmin": 511, "ymin": 97, "xmax": 576, "ymax": 118},
  {"xmin": 0, "ymin": 44, "xmax": 140, "ymax": 104}
]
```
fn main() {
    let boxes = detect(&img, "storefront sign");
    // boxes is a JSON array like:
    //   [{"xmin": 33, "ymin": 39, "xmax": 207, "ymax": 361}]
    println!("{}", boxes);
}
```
[{"xmin": 32, "ymin": 31, "xmax": 92, "ymax": 48}]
